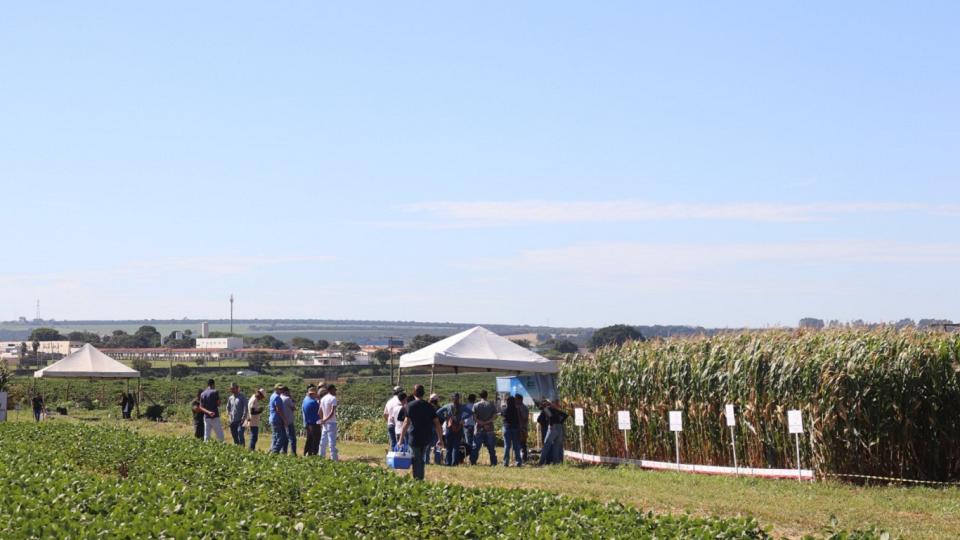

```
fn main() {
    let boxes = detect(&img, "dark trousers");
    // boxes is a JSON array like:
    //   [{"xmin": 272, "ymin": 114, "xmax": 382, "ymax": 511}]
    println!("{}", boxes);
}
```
[
  {"xmin": 388, "ymin": 425, "xmax": 397, "ymax": 450},
  {"xmin": 229, "ymin": 421, "xmax": 245, "ymax": 446},
  {"xmin": 410, "ymin": 445, "xmax": 427, "ymax": 480},
  {"xmin": 304, "ymin": 424, "xmax": 321, "ymax": 456},
  {"xmin": 194, "ymin": 418, "xmax": 204, "ymax": 439},
  {"xmin": 444, "ymin": 430, "xmax": 463, "ymax": 466},
  {"xmin": 472, "ymin": 429, "xmax": 498, "ymax": 465},
  {"xmin": 248, "ymin": 426, "xmax": 260, "ymax": 450}
]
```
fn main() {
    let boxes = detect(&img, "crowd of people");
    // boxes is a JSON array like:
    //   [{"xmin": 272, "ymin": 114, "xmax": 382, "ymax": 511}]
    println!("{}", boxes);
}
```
[
  {"xmin": 388, "ymin": 384, "xmax": 569, "ymax": 480},
  {"xmin": 190, "ymin": 379, "xmax": 339, "ymax": 460},
  {"xmin": 181, "ymin": 378, "xmax": 570, "ymax": 482}
]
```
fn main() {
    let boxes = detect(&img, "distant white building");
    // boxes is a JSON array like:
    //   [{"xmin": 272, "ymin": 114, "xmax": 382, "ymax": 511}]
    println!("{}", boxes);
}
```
[
  {"xmin": 195, "ymin": 337, "xmax": 243, "ymax": 350},
  {"xmin": 0, "ymin": 340, "xmax": 81, "ymax": 357}
]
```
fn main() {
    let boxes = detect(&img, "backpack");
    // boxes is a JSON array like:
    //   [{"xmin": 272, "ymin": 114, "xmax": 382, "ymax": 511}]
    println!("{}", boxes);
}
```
[{"xmin": 445, "ymin": 405, "xmax": 462, "ymax": 433}]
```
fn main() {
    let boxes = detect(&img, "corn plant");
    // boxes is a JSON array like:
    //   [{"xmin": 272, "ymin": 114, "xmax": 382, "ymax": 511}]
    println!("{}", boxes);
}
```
[{"xmin": 559, "ymin": 329, "xmax": 960, "ymax": 482}]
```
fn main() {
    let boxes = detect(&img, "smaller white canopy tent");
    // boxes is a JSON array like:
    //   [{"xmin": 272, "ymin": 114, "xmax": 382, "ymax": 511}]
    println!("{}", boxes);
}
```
[
  {"xmin": 34, "ymin": 344, "xmax": 140, "ymax": 379},
  {"xmin": 399, "ymin": 326, "xmax": 557, "ymax": 390}
]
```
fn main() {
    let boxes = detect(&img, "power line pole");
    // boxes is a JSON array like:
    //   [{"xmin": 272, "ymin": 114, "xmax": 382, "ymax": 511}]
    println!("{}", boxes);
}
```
[{"xmin": 229, "ymin": 294, "xmax": 234, "ymax": 334}]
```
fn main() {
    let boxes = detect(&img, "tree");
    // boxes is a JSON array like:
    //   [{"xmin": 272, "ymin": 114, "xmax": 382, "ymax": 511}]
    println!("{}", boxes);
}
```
[
  {"xmin": 18, "ymin": 342, "xmax": 27, "ymax": 365},
  {"xmin": 163, "ymin": 330, "xmax": 196, "ymax": 349},
  {"xmin": 67, "ymin": 331, "xmax": 102, "ymax": 344},
  {"xmin": 29, "ymin": 327, "xmax": 65, "ymax": 342},
  {"xmin": 341, "ymin": 353, "xmax": 357, "ymax": 365},
  {"xmin": 588, "ymin": 325, "xmax": 644, "ymax": 350},
  {"xmin": 372, "ymin": 348, "xmax": 392, "ymax": 373},
  {"xmin": 134, "ymin": 326, "xmax": 162, "ymax": 348},
  {"xmin": 554, "ymin": 340, "xmax": 579, "ymax": 354},
  {"xmin": 315, "ymin": 339, "xmax": 330, "ymax": 351},
  {"xmin": 131, "ymin": 358, "xmax": 152, "ymax": 372},
  {"xmin": 291, "ymin": 337, "xmax": 315, "ymax": 349},
  {"xmin": 338, "ymin": 341, "xmax": 361, "ymax": 352},
  {"xmin": 31, "ymin": 340, "xmax": 40, "ymax": 365},
  {"xmin": 249, "ymin": 335, "xmax": 286, "ymax": 350},
  {"xmin": 0, "ymin": 361, "xmax": 10, "ymax": 392},
  {"xmin": 246, "ymin": 351, "xmax": 271, "ymax": 371},
  {"xmin": 407, "ymin": 334, "xmax": 445, "ymax": 352},
  {"xmin": 511, "ymin": 338, "xmax": 532, "ymax": 349},
  {"xmin": 170, "ymin": 364, "xmax": 191, "ymax": 378},
  {"xmin": 798, "ymin": 318, "xmax": 825, "ymax": 330}
]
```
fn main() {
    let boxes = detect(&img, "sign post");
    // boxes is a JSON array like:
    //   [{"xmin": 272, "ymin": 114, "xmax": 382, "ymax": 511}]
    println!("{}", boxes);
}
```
[
  {"xmin": 0, "ymin": 391, "xmax": 7, "ymax": 423},
  {"xmin": 617, "ymin": 410, "xmax": 631, "ymax": 457},
  {"xmin": 574, "ymin": 407, "xmax": 585, "ymax": 455},
  {"xmin": 725, "ymin": 403, "xmax": 738, "ymax": 474},
  {"xmin": 787, "ymin": 409, "xmax": 804, "ymax": 482},
  {"xmin": 669, "ymin": 411, "xmax": 683, "ymax": 469}
]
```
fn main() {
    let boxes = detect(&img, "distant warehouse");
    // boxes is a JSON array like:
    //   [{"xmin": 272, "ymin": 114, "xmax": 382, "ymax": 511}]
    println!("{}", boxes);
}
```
[{"xmin": 195, "ymin": 337, "xmax": 243, "ymax": 350}]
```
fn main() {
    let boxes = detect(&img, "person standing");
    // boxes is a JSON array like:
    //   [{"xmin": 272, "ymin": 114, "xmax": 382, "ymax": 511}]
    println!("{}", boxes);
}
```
[
  {"xmin": 396, "ymin": 384, "xmax": 444, "ymax": 481},
  {"xmin": 281, "ymin": 387, "xmax": 297, "ymax": 455},
  {"xmin": 438, "ymin": 393, "xmax": 467, "ymax": 466},
  {"xmin": 200, "ymin": 379, "xmax": 225, "ymax": 442},
  {"xmin": 125, "ymin": 391, "xmax": 136, "ymax": 419},
  {"xmin": 426, "ymin": 394, "xmax": 443, "ymax": 464},
  {"xmin": 226, "ymin": 382, "xmax": 248, "ymax": 447},
  {"xmin": 538, "ymin": 399, "xmax": 568, "ymax": 465},
  {"xmin": 471, "ymin": 390, "xmax": 498, "ymax": 466},
  {"xmin": 516, "ymin": 393, "xmax": 530, "ymax": 463},
  {"xmin": 383, "ymin": 386, "xmax": 403, "ymax": 450},
  {"xmin": 31, "ymin": 393, "xmax": 44, "ymax": 422},
  {"xmin": 119, "ymin": 392, "xmax": 130, "ymax": 420},
  {"xmin": 302, "ymin": 385, "xmax": 322, "ymax": 456},
  {"xmin": 268, "ymin": 384, "xmax": 289, "ymax": 454},
  {"xmin": 463, "ymin": 394, "xmax": 477, "ymax": 462},
  {"xmin": 501, "ymin": 396, "xmax": 523, "ymax": 467},
  {"xmin": 246, "ymin": 388, "xmax": 265, "ymax": 451},
  {"xmin": 319, "ymin": 384, "xmax": 339, "ymax": 461},
  {"xmin": 191, "ymin": 389, "xmax": 204, "ymax": 439}
]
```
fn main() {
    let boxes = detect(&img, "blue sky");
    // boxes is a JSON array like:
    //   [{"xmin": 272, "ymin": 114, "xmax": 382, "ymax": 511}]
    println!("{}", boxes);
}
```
[{"xmin": 1, "ymin": 2, "xmax": 958, "ymax": 327}]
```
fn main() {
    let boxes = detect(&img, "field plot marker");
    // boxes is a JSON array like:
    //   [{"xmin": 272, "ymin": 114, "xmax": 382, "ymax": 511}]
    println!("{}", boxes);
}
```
[
  {"xmin": 574, "ymin": 407, "xmax": 585, "ymax": 455},
  {"xmin": 787, "ymin": 409, "xmax": 804, "ymax": 482},
  {"xmin": 617, "ymin": 410, "xmax": 631, "ymax": 457},
  {"xmin": 725, "ymin": 403, "xmax": 738, "ymax": 475},
  {"xmin": 669, "ymin": 410, "xmax": 683, "ymax": 470}
]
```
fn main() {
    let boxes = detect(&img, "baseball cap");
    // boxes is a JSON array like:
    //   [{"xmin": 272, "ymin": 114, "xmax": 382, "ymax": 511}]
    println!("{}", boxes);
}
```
[
  {"xmin": 429, "ymin": 393, "xmax": 439, "ymax": 402},
  {"xmin": 274, "ymin": 383, "xmax": 283, "ymax": 390},
  {"xmin": 393, "ymin": 386, "xmax": 403, "ymax": 394}
]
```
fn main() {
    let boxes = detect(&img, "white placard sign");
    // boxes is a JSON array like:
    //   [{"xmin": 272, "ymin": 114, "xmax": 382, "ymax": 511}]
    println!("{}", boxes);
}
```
[
  {"xmin": 617, "ymin": 410, "xmax": 631, "ymax": 430},
  {"xmin": 787, "ymin": 409, "xmax": 803, "ymax": 434},
  {"xmin": 669, "ymin": 410, "xmax": 683, "ymax": 432},
  {"xmin": 0, "ymin": 391, "xmax": 6, "ymax": 422},
  {"xmin": 533, "ymin": 411, "xmax": 541, "ymax": 424},
  {"xmin": 725, "ymin": 404, "xmax": 736, "ymax": 427},
  {"xmin": 574, "ymin": 407, "xmax": 584, "ymax": 427}
]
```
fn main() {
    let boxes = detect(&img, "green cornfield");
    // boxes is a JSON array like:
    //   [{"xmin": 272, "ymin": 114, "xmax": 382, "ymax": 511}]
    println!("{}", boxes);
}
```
[{"xmin": 559, "ymin": 329, "xmax": 960, "ymax": 482}]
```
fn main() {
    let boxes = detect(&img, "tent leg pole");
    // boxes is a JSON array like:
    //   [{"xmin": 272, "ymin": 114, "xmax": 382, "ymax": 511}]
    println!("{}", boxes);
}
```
[
  {"xmin": 429, "ymin": 365, "xmax": 435, "ymax": 394},
  {"xmin": 397, "ymin": 367, "xmax": 401, "ymax": 387},
  {"xmin": 136, "ymin": 378, "xmax": 141, "ymax": 419}
]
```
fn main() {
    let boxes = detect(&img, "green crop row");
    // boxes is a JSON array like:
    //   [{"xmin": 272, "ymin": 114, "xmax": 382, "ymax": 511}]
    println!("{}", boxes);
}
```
[
  {"xmin": 558, "ymin": 329, "xmax": 960, "ymax": 482},
  {"xmin": 0, "ymin": 422, "xmax": 785, "ymax": 539}
]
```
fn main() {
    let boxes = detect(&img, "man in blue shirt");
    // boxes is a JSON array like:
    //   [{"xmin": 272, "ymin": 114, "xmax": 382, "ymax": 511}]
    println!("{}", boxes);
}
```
[
  {"xmin": 302, "ymin": 385, "xmax": 321, "ymax": 456},
  {"xmin": 199, "ymin": 379, "xmax": 224, "ymax": 442},
  {"xmin": 268, "ymin": 384, "xmax": 289, "ymax": 454}
]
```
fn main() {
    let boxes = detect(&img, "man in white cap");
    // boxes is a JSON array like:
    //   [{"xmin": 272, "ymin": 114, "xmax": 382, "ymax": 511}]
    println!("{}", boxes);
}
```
[{"xmin": 383, "ymin": 386, "xmax": 403, "ymax": 450}]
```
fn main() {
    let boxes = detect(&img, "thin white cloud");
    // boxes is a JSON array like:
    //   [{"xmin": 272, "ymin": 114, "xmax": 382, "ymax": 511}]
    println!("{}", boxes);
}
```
[
  {"xmin": 2, "ymin": 254, "xmax": 334, "ymax": 285},
  {"xmin": 405, "ymin": 200, "xmax": 958, "ymax": 224},
  {"xmin": 479, "ymin": 240, "xmax": 960, "ymax": 275}
]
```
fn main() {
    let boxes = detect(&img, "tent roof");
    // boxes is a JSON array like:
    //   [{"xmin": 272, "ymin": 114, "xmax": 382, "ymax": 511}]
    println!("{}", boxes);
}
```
[
  {"xmin": 399, "ymin": 326, "xmax": 557, "ymax": 373},
  {"xmin": 34, "ymin": 344, "xmax": 140, "ymax": 379}
]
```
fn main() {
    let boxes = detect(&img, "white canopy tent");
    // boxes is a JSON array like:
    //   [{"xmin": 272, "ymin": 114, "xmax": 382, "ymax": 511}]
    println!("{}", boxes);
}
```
[
  {"xmin": 399, "ymin": 326, "xmax": 557, "ymax": 391},
  {"xmin": 33, "ymin": 344, "xmax": 141, "ymax": 416},
  {"xmin": 34, "ymin": 344, "xmax": 140, "ymax": 379}
]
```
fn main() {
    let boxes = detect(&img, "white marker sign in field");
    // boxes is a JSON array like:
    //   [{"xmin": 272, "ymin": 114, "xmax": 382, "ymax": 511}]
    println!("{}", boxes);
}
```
[
  {"xmin": 617, "ymin": 410, "xmax": 631, "ymax": 430},
  {"xmin": 669, "ymin": 410, "xmax": 683, "ymax": 432},
  {"xmin": 787, "ymin": 409, "xmax": 803, "ymax": 434},
  {"xmin": 725, "ymin": 404, "xmax": 736, "ymax": 427},
  {"xmin": 574, "ymin": 407, "xmax": 584, "ymax": 427}
]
